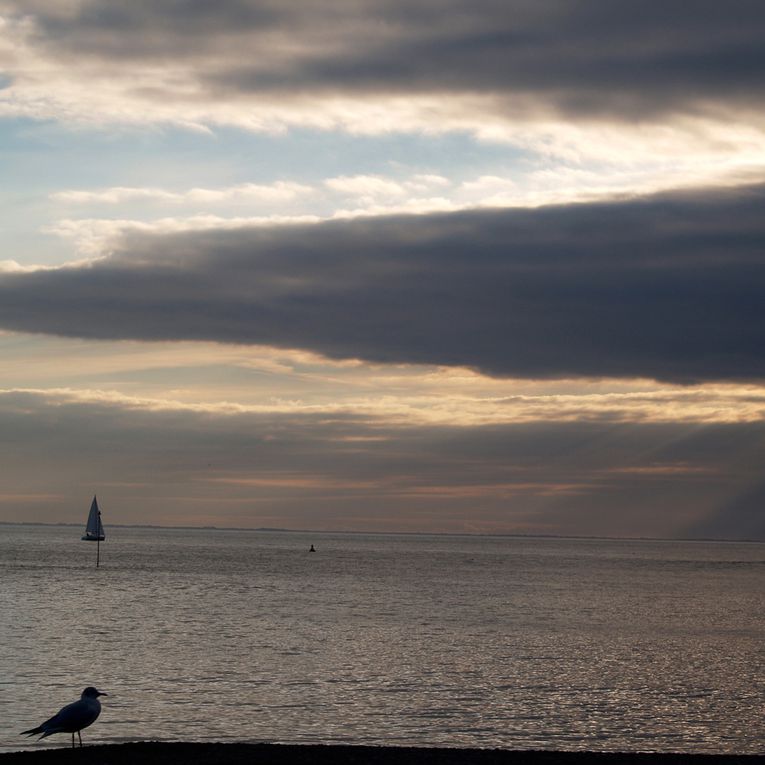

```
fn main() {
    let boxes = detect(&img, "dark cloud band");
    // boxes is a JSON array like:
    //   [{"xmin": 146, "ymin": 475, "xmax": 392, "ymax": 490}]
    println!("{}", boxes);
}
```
[
  {"xmin": 2, "ymin": 183, "xmax": 765, "ymax": 382},
  {"xmin": 16, "ymin": 0, "xmax": 765, "ymax": 121}
]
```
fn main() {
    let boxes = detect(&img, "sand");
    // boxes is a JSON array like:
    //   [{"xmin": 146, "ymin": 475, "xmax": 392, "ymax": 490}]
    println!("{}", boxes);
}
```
[{"xmin": 1, "ymin": 743, "xmax": 763, "ymax": 765}]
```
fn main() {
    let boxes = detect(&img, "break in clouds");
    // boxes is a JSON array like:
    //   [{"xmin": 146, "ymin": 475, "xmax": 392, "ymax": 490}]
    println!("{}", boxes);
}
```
[{"xmin": 1, "ymin": 183, "xmax": 764, "ymax": 384}]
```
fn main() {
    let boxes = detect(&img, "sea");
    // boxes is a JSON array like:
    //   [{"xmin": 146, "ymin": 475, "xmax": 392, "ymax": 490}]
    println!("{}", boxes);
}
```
[{"xmin": 1, "ymin": 525, "xmax": 763, "ymax": 755}]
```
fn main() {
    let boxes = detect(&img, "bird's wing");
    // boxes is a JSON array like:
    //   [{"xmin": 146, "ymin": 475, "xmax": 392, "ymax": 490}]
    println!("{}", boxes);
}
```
[
  {"xmin": 35, "ymin": 708, "xmax": 70, "ymax": 734},
  {"xmin": 39, "ymin": 700, "xmax": 100, "ymax": 736}
]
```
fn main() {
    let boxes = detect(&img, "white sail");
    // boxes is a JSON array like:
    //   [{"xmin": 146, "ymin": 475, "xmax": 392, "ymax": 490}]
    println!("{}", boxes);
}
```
[{"xmin": 82, "ymin": 496, "xmax": 105, "ymax": 541}]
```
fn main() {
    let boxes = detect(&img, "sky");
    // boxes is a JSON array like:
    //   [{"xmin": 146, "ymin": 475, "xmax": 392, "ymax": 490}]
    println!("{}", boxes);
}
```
[{"xmin": 1, "ymin": 1, "xmax": 765, "ymax": 539}]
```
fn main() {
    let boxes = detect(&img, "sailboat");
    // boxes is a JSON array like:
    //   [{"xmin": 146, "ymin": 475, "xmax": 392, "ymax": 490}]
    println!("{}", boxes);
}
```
[{"xmin": 81, "ymin": 496, "xmax": 105, "ymax": 542}]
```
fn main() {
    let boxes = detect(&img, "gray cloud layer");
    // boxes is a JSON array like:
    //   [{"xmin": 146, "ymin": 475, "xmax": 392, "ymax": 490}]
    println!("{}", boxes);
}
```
[
  {"xmin": 0, "ymin": 393, "xmax": 765, "ymax": 539},
  {"xmin": 2, "ymin": 390, "xmax": 764, "ymax": 538},
  {"xmin": 14, "ymin": 0, "xmax": 765, "ymax": 120},
  {"xmin": 3, "ymin": 184, "xmax": 765, "ymax": 382}
]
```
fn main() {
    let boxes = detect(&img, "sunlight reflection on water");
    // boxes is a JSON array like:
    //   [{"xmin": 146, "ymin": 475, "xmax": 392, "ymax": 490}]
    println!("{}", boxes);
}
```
[{"xmin": 1, "ymin": 527, "xmax": 763, "ymax": 753}]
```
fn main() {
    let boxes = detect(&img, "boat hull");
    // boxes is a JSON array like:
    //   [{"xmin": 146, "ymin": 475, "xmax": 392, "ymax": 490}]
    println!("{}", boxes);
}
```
[{"xmin": 82, "ymin": 534, "xmax": 105, "ymax": 541}]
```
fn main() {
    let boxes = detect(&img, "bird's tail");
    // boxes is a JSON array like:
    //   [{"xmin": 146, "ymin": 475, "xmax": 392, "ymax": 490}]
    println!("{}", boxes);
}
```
[{"xmin": 20, "ymin": 726, "xmax": 43, "ymax": 737}]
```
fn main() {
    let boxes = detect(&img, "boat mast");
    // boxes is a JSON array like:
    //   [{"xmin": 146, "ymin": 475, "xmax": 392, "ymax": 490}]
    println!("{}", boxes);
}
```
[{"xmin": 96, "ymin": 498, "xmax": 101, "ymax": 568}]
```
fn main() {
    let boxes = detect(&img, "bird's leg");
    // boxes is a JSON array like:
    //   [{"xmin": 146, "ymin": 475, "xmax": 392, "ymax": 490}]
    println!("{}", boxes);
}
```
[
  {"xmin": 78, "ymin": 731, "xmax": 83, "ymax": 747},
  {"xmin": 71, "ymin": 732, "xmax": 75, "ymax": 749}
]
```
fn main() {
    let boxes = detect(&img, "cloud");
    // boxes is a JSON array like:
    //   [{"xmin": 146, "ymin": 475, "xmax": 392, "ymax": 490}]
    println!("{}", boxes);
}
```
[
  {"xmin": 44, "ymin": 212, "xmax": 321, "ymax": 257},
  {"xmin": 5, "ymin": 333, "xmax": 765, "ymax": 429},
  {"xmin": 8, "ymin": 1, "xmax": 765, "ymax": 119},
  {"xmin": 325, "ymin": 174, "xmax": 451, "ymax": 200},
  {"xmin": 3, "ymin": 0, "xmax": 765, "ymax": 165},
  {"xmin": 51, "ymin": 181, "xmax": 313, "ymax": 205},
  {"xmin": 42, "ymin": 163, "xmax": 765, "ymax": 263},
  {"xmin": 8, "ymin": 380, "xmax": 765, "ymax": 428},
  {"xmin": 0, "ymin": 259, "xmax": 44, "ymax": 273},
  {"xmin": 1, "ymin": 388, "xmax": 763, "ymax": 538},
  {"xmin": 3, "ymin": 182, "xmax": 765, "ymax": 382}
]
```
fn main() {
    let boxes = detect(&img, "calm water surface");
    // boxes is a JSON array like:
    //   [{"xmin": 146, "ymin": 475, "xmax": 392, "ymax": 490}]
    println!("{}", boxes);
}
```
[{"xmin": 1, "ymin": 526, "xmax": 763, "ymax": 753}]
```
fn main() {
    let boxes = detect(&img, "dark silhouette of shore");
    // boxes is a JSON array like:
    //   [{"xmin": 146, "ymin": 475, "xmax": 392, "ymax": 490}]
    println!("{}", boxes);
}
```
[{"xmin": 2, "ymin": 743, "xmax": 762, "ymax": 765}]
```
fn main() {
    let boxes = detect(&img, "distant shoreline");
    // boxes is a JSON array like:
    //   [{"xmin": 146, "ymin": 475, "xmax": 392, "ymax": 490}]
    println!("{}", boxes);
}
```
[
  {"xmin": 1, "ymin": 743, "xmax": 763, "ymax": 765},
  {"xmin": 1, "ymin": 521, "xmax": 763, "ymax": 545}
]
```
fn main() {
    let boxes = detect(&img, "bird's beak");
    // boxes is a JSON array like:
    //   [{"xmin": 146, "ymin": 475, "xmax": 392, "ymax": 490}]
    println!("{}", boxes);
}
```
[{"xmin": 98, "ymin": 692, "xmax": 108, "ymax": 697}]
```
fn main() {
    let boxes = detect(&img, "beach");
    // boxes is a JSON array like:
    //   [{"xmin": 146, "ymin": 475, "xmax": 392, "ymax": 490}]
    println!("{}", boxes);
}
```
[{"xmin": 1, "ymin": 743, "xmax": 763, "ymax": 765}]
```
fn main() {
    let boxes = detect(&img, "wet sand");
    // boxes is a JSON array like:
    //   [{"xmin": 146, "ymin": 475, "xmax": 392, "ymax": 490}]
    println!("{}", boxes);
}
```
[{"xmin": 1, "ymin": 743, "xmax": 763, "ymax": 765}]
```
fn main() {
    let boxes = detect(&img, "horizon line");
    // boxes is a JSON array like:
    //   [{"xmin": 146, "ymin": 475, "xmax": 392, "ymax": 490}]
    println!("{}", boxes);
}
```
[{"xmin": 0, "ymin": 520, "xmax": 762, "ymax": 544}]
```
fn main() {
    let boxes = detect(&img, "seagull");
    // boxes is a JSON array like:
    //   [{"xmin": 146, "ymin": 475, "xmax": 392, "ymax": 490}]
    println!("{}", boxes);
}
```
[{"xmin": 21, "ymin": 687, "xmax": 107, "ymax": 748}]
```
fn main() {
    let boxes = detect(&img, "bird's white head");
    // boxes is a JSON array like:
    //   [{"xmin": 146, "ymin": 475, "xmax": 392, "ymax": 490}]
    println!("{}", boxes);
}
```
[{"xmin": 81, "ymin": 687, "xmax": 107, "ymax": 699}]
